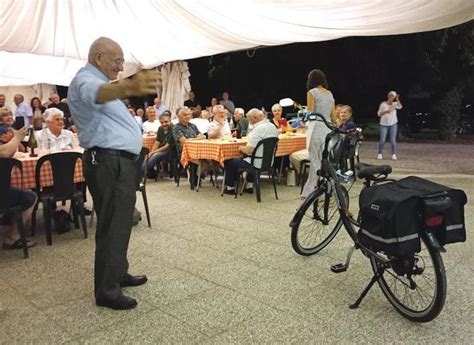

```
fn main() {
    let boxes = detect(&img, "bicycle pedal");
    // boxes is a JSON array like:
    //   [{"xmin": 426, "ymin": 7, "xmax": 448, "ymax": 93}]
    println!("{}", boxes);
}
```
[{"xmin": 331, "ymin": 263, "xmax": 348, "ymax": 273}]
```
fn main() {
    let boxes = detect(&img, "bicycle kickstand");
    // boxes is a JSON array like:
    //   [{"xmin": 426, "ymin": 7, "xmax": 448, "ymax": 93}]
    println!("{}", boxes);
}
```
[{"xmin": 349, "ymin": 267, "xmax": 383, "ymax": 309}]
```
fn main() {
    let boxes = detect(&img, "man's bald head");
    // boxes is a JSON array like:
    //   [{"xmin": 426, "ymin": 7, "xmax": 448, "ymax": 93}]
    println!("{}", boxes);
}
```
[
  {"xmin": 88, "ymin": 37, "xmax": 124, "ymax": 80},
  {"xmin": 246, "ymin": 108, "xmax": 264, "ymax": 124}
]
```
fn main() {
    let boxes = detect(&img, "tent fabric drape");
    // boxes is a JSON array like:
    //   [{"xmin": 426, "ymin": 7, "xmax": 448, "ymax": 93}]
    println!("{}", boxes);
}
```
[
  {"xmin": 161, "ymin": 61, "xmax": 191, "ymax": 119},
  {"xmin": 0, "ymin": 0, "xmax": 473, "ymax": 86}
]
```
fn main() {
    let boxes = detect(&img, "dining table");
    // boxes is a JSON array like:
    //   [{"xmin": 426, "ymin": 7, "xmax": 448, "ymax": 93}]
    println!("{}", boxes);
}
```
[
  {"xmin": 180, "ymin": 133, "xmax": 306, "ymax": 168},
  {"xmin": 10, "ymin": 148, "xmax": 85, "ymax": 189}
]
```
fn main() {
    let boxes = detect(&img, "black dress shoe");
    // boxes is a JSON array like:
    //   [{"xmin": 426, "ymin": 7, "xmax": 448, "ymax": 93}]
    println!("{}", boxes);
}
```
[
  {"xmin": 119, "ymin": 273, "xmax": 148, "ymax": 287},
  {"xmin": 96, "ymin": 294, "xmax": 137, "ymax": 310},
  {"xmin": 223, "ymin": 188, "xmax": 236, "ymax": 195},
  {"xmin": 244, "ymin": 188, "xmax": 254, "ymax": 194},
  {"xmin": 83, "ymin": 208, "xmax": 93, "ymax": 216}
]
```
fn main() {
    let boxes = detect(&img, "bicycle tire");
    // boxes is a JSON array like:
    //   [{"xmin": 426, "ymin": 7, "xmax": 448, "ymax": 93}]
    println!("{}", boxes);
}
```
[
  {"xmin": 291, "ymin": 185, "xmax": 349, "ymax": 256},
  {"xmin": 370, "ymin": 236, "xmax": 447, "ymax": 322}
]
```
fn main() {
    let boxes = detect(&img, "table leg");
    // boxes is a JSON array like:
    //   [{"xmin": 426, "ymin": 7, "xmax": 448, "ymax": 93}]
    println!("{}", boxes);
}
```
[{"xmin": 278, "ymin": 156, "xmax": 285, "ymax": 184}]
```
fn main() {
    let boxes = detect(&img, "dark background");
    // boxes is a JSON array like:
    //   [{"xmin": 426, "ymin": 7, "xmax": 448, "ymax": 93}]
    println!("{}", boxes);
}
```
[{"xmin": 186, "ymin": 20, "xmax": 473, "ymax": 133}]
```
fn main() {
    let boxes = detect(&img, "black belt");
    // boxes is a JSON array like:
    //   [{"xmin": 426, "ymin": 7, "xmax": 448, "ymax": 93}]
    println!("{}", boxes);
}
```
[{"xmin": 86, "ymin": 147, "xmax": 139, "ymax": 161}]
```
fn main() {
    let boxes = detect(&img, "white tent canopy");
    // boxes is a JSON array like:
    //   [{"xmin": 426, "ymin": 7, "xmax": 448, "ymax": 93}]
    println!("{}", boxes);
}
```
[{"xmin": 1, "ymin": 0, "xmax": 473, "ymax": 86}]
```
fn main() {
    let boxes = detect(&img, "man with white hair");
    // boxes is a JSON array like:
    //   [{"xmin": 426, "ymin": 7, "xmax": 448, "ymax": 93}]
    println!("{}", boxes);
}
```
[
  {"xmin": 35, "ymin": 108, "xmax": 77, "ymax": 150},
  {"xmin": 207, "ymin": 105, "xmax": 232, "ymax": 139},
  {"xmin": 223, "ymin": 108, "xmax": 278, "ymax": 194},
  {"xmin": 153, "ymin": 97, "xmax": 167, "ymax": 116},
  {"xmin": 142, "ymin": 106, "xmax": 160, "ymax": 134},
  {"xmin": 13, "ymin": 94, "xmax": 32, "ymax": 129},
  {"xmin": 68, "ymin": 37, "xmax": 157, "ymax": 310}
]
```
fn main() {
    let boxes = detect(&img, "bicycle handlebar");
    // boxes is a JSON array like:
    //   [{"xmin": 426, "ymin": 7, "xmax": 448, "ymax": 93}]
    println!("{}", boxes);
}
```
[{"xmin": 304, "ymin": 112, "xmax": 362, "ymax": 137}]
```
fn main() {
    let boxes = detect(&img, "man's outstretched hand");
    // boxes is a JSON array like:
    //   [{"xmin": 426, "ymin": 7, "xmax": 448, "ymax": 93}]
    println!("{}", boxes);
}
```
[{"xmin": 121, "ymin": 69, "xmax": 160, "ymax": 97}]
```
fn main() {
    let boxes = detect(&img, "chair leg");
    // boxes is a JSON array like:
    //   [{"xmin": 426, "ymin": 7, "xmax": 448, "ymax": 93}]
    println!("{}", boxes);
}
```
[
  {"xmin": 220, "ymin": 169, "xmax": 226, "ymax": 196},
  {"xmin": 43, "ymin": 200, "xmax": 53, "ymax": 246},
  {"xmin": 195, "ymin": 164, "xmax": 202, "ymax": 192},
  {"xmin": 30, "ymin": 201, "xmax": 39, "ymax": 237},
  {"xmin": 271, "ymin": 168, "xmax": 279, "ymax": 200},
  {"xmin": 141, "ymin": 187, "xmax": 151, "ymax": 228},
  {"xmin": 89, "ymin": 204, "xmax": 95, "ymax": 227},
  {"xmin": 15, "ymin": 211, "xmax": 29, "ymax": 259},
  {"xmin": 75, "ymin": 196, "xmax": 88, "ymax": 239},
  {"xmin": 239, "ymin": 171, "xmax": 247, "ymax": 196},
  {"xmin": 255, "ymin": 171, "xmax": 261, "ymax": 203},
  {"xmin": 300, "ymin": 163, "xmax": 308, "ymax": 194},
  {"xmin": 234, "ymin": 172, "xmax": 240, "ymax": 199},
  {"xmin": 71, "ymin": 200, "xmax": 80, "ymax": 229}
]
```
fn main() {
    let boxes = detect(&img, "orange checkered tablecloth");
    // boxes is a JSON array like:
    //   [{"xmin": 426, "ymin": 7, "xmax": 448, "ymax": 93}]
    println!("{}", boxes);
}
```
[
  {"xmin": 10, "ymin": 148, "xmax": 85, "ymax": 189},
  {"xmin": 181, "ymin": 134, "xmax": 306, "ymax": 167},
  {"xmin": 143, "ymin": 135, "xmax": 156, "ymax": 150}
]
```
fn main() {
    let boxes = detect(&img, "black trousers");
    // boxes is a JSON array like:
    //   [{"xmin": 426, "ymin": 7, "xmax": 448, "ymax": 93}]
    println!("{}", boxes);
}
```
[
  {"xmin": 83, "ymin": 150, "xmax": 137, "ymax": 300},
  {"xmin": 224, "ymin": 158, "xmax": 252, "ymax": 187}
]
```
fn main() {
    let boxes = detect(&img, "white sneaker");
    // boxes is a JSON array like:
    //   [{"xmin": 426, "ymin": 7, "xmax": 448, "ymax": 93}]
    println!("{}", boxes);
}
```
[
  {"xmin": 377, "ymin": 154, "xmax": 383, "ymax": 160},
  {"xmin": 392, "ymin": 154, "xmax": 397, "ymax": 160}
]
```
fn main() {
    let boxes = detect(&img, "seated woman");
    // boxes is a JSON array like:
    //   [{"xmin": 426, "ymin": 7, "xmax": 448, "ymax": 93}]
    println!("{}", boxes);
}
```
[
  {"xmin": 338, "ymin": 105, "xmax": 357, "ymax": 130},
  {"xmin": 35, "ymin": 108, "xmax": 78, "ymax": 150},
  {"xmin": 0, "ymin": 109, "xmax": 26, "ymax": 152},
  {"xmin": 31, "ymin": 97, "xmax": 46, "ymax": 131},
  {"xmin": 269, "ymin": 104, "xmax": 288, "ymax": 133},
  {"xmin": 0, "ymin": 127, "xmax": 37, "ymax": 250}
]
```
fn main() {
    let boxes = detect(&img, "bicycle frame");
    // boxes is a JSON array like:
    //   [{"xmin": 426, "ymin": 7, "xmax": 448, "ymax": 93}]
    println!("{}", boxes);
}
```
[{"xmin": 303, "ymin": 115, "xmax": 390, "ymax": 265}]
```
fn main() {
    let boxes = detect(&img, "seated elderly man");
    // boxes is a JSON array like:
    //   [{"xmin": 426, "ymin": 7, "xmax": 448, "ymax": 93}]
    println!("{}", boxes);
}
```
[
  {"xmin": 35, "ymin": 108, "xmax": 78, "ymax": 150},
  {"xmin": 142, "ymin": 107, "xmax": 160, "ymax": 134},
  {"xmin": 142, "ymin": 113, "xmax": 174, "ymax": 179},
  {"xmin": 0, "ymin": 127, "xmax": 37, "ymax": 250},
  {"xmin": 233, "ymin": 107, "xmax": 249, "ymax": 137},
  {"xmin": 172, "ymin": 107, "xmax": 205, "ymax": 154},
  {"xmin": 207, "ymin": 105, "xmax": 232, "ymax": 139},
  {"xmin": 223, "ymin": 108, "xmax": 278, "ymax": 194}
]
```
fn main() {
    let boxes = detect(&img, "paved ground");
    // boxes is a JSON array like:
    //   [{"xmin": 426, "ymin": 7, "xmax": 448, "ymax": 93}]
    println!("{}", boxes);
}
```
[{"xmin": 0, "ymin": 141, "xmax": 473, "ymax": 344}]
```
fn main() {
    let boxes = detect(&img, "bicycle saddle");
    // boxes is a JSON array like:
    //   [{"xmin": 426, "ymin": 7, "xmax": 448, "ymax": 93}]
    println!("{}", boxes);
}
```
[{"xmin": 356, "ymin": 162, "xmax": 392, "ymax": 180}]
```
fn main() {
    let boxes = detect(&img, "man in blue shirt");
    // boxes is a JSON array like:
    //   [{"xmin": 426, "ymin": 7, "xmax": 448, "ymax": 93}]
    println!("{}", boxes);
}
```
[
  {"xmin": 13, "ymin": 94, "xmax": 32, "ymax": 129},
  {"xmin": 68, "ymin": 37, "xmax": 157, "ymax": 310}
]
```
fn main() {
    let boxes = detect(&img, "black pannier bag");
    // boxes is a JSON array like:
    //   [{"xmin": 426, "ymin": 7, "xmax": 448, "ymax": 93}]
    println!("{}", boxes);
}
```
[{"xmin": 359, "ymin": 176, "xmax": 467, "ymax": 257}]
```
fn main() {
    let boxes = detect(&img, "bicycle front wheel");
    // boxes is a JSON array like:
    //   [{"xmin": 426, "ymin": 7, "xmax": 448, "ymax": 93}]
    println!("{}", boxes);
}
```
[
  {"xmin": 370, "ymin": 235, "xmax": 447, "ymax": 322},
  {"xmin": 291, "ymin": 185, "xmax": 348, "ymax": 256}
]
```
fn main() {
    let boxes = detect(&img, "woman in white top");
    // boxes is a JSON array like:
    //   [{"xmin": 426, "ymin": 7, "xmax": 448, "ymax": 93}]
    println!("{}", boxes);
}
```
[
  {"xmin": 302, "ymin": 69, "xmax": 337, "ymax": 198},
  {"xmin": 377, "ymin": 91, "xmax": 402, "ymax": 160},
  {"xmin": 36, "ymin": 108, "xmax": 78, "ymax": 150}
]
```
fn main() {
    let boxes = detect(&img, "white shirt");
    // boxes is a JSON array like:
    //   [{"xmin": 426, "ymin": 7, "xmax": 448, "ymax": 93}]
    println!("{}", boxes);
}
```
[
  {"xmin": 154, "ymin": 104, "xmax": 167, "ymax": 116},
  {"xmin": 377, "ymin": 101, "xmax": 402, "ymax": 126},
  {"xmin": 142, "ymin": 120, "xmax": 160, "ymax": 134},
  {"xmin": 245, "ymin": 119, "xmax": 278, "ymax": 168},
  {"xmin": 207, "ymin": 119, "xmax": 231, "ymax": 138},
  {"xmin": 190, "ymin": 118, "xmax": 210, "ymax": 134},
  {"xmin": 134, "ymin": 116, "xmax": 143, "ymax": 129},
  {"xmin": 35, "ymin": 128, "xmax": 78, "ymax": 151}
]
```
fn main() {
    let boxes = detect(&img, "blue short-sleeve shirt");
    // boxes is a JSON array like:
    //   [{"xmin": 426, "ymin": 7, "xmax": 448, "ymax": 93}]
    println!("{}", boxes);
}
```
[{"xmin": 68, "ymin": 63, "xmax": 142, "ymax": 155}]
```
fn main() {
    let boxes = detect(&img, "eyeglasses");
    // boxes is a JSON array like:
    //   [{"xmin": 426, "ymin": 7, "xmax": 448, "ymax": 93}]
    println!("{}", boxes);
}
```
[{"xmin": 99, "ymin": 52, "xmax": 125, "ymax": 66}]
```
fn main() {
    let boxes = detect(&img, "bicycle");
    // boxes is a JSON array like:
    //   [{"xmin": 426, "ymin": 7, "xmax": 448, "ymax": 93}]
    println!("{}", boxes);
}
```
[{"xmin": 287, "ymin": 101, "xmax": 450, "ymax": 322}]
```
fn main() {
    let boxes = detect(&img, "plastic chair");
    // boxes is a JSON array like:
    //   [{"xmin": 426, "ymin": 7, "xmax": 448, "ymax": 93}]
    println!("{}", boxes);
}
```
[
  {"xmin": 236, "ymin": 137, "xmax": 279, "ymax": 203},
  {"xmin": 31, "ymin": 152, "xmax": 87, "ymax": 245},
  {"xmin": 0, "ymin": 158, "xmax": 29, "ymax": 258},
  {"xmin": 299, "ymin": 159, "xmax": 311, "ymax": 193},
  {"xmin": 136, "ymin": 147, "xmax": 152, "ymax": 227}
]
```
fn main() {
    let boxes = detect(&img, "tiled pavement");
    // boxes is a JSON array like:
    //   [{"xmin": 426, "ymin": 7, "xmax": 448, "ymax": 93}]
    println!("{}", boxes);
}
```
[{"xmin": 1, "ymin": 142, "xmax": 473, "ymax": 344}]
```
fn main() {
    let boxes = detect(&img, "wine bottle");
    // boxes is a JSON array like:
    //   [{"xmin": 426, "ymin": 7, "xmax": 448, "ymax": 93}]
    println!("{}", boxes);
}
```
[{"xmin": 27, "ymin": 127, "xmax": 38, "ymax": 157}]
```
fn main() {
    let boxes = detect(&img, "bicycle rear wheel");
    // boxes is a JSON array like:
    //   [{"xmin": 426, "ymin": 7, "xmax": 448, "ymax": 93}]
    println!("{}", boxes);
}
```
[
  {"xmin": 370, "ymin": 236, "xmax": 447, "ymax": 322},
  {"xmin": 291, "ymin": 185, "xmax": 349, "ymax": 256}
]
